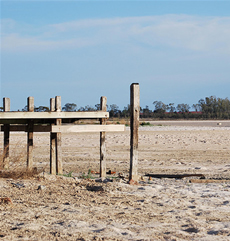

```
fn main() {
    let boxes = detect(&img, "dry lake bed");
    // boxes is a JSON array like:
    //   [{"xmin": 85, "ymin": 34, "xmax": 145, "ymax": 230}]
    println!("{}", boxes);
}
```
[{"xmin": 0, "ymin": 120, "xmax": 230, "ymax": 240}]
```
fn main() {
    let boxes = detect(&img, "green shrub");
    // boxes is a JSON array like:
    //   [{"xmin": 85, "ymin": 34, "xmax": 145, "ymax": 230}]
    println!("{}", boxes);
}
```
[
  {"xmin": 140, "ymin": 122, "xmax": 151, "ymax": 126},
  {"xmin": 80, "ymin": 169, "xmax": 94, "ymax": 179}
]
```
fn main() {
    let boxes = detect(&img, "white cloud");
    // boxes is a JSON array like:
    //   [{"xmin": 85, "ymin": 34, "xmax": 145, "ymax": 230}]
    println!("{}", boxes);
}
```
[{"xmin": 1, "ymin": 15, "xmax": 230, "ymax": 54}]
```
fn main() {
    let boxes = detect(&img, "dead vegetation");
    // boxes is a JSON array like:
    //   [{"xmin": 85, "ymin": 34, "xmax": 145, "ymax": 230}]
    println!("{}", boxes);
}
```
[
  {"xmin": 0, "ymin": 168, "xmax": 41, "ymax": 179},
  {"xmin": 0, "ymin": 197, "xmax": 13, "ymax": 205},
  {"xmin": 0, "ymin": 143, "xmax": 43, "ymax": 179}
]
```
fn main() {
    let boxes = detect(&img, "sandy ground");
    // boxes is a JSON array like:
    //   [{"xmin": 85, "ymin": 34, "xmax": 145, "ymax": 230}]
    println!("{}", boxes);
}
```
[{"xmin": 0, "ymin": 121, "xmax": 230, "ymax": 240}]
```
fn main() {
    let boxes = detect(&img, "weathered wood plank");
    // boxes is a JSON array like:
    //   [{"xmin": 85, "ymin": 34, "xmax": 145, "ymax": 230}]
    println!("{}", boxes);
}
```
[
  {"xmin": 0, "ymin": 120, "xmax": 42, "ymax": 125},
  {"xmin": 100, "ymin": 96, "xmax": 107, "ymax": 178},
  {"xmin": 51, "ymin": 124, "xmax": 125, "ymax": 133},
  {"xmin": 3, "ymin": 98, "xmax": 10, "ymax": 169},
  {"xmin": 129, "ymin": 83, "xmax": 140, "ymax": 181},
  {"xmin": 1, "ymin": 125, "xmax": 26, "ymax": 132},
  {"xmin": 0, "ymin": 124, "xmax": 125, "ymax": 133},
  {"xmin": 1, "ymin": 125, "xmax": 51, "ymax": 132},
  {"xmin": 0, "ymin": 111, "xmax": 109, "ymax": 121}
]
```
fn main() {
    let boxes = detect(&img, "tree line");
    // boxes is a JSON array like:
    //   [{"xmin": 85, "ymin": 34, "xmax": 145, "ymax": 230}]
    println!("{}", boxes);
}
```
[
  {"xmin": 142, "ymin": 96, "xmax": 230, "ymax": 119},
  {"xmin": 1, "ymin": 96, "xmax": 230, "ymax": 119}
]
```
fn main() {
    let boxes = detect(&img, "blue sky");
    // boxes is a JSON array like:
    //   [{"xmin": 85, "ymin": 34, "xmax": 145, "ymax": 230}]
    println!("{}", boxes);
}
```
[{"xmin": 1, "ymin": 1, "xmax": 230, "ymax": 111}]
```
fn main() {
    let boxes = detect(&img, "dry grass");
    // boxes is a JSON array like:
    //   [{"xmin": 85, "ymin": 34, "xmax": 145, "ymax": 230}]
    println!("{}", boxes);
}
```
[
  {"xmin": 0, "ymin": 143, "xmax": 44, "ymax": 179},
  {"xmin": 107, "ymin": 118, "xmax": 129, "ymax": 125},
  {"xmin": 74, "ymin": 118, "xmax": 130, "ymax": 125},
  {"xmin": 0, "ymin": 168, "xmax": 41, "ymax": 179}
]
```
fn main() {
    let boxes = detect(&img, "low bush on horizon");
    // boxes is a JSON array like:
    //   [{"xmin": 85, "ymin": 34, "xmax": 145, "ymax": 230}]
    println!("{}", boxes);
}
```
[{"xmin": 140, "ymin": 122, "xmax": 152, "ymax": 126}]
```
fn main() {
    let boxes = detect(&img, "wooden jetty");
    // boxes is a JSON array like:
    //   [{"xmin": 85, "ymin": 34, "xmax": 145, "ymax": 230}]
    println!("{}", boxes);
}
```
[{"xmin": 0, "ymin": 84, "xmax": 140, "ymax": 180}]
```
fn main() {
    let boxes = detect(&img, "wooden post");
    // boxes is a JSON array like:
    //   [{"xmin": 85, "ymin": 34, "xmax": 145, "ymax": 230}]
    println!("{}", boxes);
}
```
[
  {"xmin": 50, "ymin": 98, "xmax": 55, "ymax": 112},
  {"xmin": 129, "ymin": 83, "xmax": 140, "ymax": 181},
  {"xmin": 3, "ymin": 98, "xmax": 10, "ymax": 169},
  {"xmin": 55, "ymin": 96, "xmax": 63, "ymax": 174},
  {"xmin": 100, "ymin": 96, "xmax": 107, "ymax": 177},
  {"xmin": 27, "ymin": 97, "xmax": 34, "ymax": 170},
  {"xmin": 50, "ymin": 98, "xmax": 56, "ymax": 174}
]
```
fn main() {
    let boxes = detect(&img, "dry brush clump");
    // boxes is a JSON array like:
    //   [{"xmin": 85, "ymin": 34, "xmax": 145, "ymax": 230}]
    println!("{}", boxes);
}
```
[
  {"xmin": 0, "ymin": 168, "xmax": 40, "ymax": 179},
  {"xmin": 106, "ymin": 118, "xmax": 130, "ymax": 126},
  {"xmin": 0, "ymin": 143, "xmax": 43, "ymax": 179}
]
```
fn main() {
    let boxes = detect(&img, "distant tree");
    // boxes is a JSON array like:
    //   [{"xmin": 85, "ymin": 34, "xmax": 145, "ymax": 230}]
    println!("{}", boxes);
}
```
[
  {"xmin": 177, "ymin": 103, "xmax": 190, "ymax": 113},
  {"xmin": 94, "ymin": 104, "xmax": 109, "ymax": 111},
  {"xmin": 21, "ymin": 105, "xmax": 28, "ymax": 112},
  {"xmin": 35, "ymin": 106, "xmax": 49, "ymax": 112},
  {"xmin": 198, "ymin": 96, "xmax": 230, "ymax": 119},
  {"xmin": 95, "ymin": 104, "xmax": 100, "ymax": 111},
  {"xmin": 218, "ymin": 97, "xmax": 230, "ymax": 114},
  {"xmin": 20, "ymin": 105, "xmax": 49, "ymax": 112},
  {"xmin": 21, "ymin": 105, "xmax": 49, "ymax": 112},
  {"xmin": 78, "ymin": 107, "xmax": 85, "ymax": 111},
  {"xmin": 121, "ymin": 105, "xmax": 130, "ymax": 118},
  {"xmin": 206, "ymin": 96, "xmax": 217, "ymax": 115},
  {"xmin": 0, "ymin": 107, "xmax": 3, "ymax": 112},
  {"xmin": 168, "ymin": 103, "xmax": 175, "ymax": 112},
  {"xmin": 153, "ymin": 101, "xmax": 167, "ymax": 113},
  {"xmin": 198, "ymin": 96, "xmax": 216, "ymax": 118},
  {"xmin": 84, "ymin": 105, "xmax": 95, "ymax": 111},
  {"xmin": 192, "ymin": 104, "xmax": 200, "ymax": 112},
  {"xmin": 78, "ymin": 105, "xmax": 95, "ymax": 111},
  {"xmin": 62, "ymin": 103, "xmax": 77, "ymax": 112},
  {"xmin": 142, "ymin": 105, "xmax": 152, "ymax": 118},
  {"xmin": 109, "ymin": 104, "xmax": 120, "ymax": 117}
]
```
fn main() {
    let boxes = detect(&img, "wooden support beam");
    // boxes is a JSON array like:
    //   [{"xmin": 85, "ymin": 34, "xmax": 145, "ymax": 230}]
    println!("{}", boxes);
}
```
[
  {"xmin": 51, "ymin": 124, "xmax": 125, "ymax": 133},
  {"xmin": 129, "ymin": 83, "xmax": 140, "ymax": 181},
  {"xmin": 1, "ymin": 125, "xmax": 51, "ymax": 132},
  {"xmin": 55, "ymin": 96, "xmax": 63, "ymax": 175},
  {"xmin": 1, "ymin": 124, "xmax": 125, "ymax": 133},
  {"xmin": 27, "ymin": 97, "xmax": 34, "ymax": 170},
  {"xmin": 3, "ymin": 98, "xmax": 10, "ymax": 169},
  {"xmin": 0, "ymin": 111, "xmax": 109, "ymax": 123},
  {"xmin": 100, "ymin": 96, "xmax": 107, "ymax": 178},
  {"xmin": 50, "ymin": 98, "xmax": 56, "ymax": 175},
  {"xmin": 1, "ymin": 125, "xmax": 26, "ymax": 132}
]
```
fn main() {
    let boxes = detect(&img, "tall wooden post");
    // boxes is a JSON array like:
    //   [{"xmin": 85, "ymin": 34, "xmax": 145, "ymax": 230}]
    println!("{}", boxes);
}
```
[
  {"xmin": 27, "ymin": 97, "xmax": 34, "ymax": 170},
  {"xmin": 55, "ymin": 96, "xmax": 63, "ymax": 174},
  {"xmin": 50, "ymin": 98, "xmax": 56, "ymax": 174},
  {"xmin": 3, "ymin": 98, "xmax": 10, "ymax": 169},
  {"xmin": 129, "ymin": 83, "xmax": 140, "ymax": 181},
  {"xmin": 100, "ymin": 96, "xmax": 107, "ymax": 177}
]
